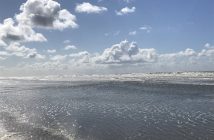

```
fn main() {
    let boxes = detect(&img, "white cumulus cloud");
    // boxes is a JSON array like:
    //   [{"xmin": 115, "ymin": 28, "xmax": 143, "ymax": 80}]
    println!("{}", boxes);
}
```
[
  {"xmin": 69, "ymin": 51, "xmax": 91, "ymax": 64},
  {"xmin": 95, "ymin": 40, "xmax": 157, "ymax": 64},
  {"xmin": 5, "ymin": 42, "xmax": 45, "ymax": 59},
  {"xmin": 2, "ymin": 41, "xmax": 214, "ymax": 76},
  {"xmin": 116, "ymin": 7, "xmax": 136, "ymax": 16},
  {"xmin": 0, "ymin": 0, "xmax": 78, "ymax": 60},
  {"xmin": 75, "ymin": 2, "xmax": 107, "ymax": 14},
  {"xmin": 47, "ymin": 49, "xmax": 56, "ymax": 54},
  {"xmin": 64, "ymin": 45, "xmax": 77, "ymax": 50},
  {"xmin": 0, "ymin": 18, "xmax": 46, "ymax": 45}
]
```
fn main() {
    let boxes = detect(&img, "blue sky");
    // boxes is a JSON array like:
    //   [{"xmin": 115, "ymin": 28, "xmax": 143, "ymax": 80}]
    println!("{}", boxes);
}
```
[{"xmin": 0, "ymin": 0, "xmax": 214, "ymax": 76}]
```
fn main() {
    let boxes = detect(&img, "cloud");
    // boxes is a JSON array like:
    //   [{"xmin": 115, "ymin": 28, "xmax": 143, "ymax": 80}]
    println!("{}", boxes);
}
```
[
  {"xmin": 63, "ymin": 40, "xmax": 71, "ymax": 44},
  {"xmin": 98, "ymin": 0, "xmax": 133, "ymax": 3},
  {"xmin": 0, "ymin": 51, "xmax": 10, "ymax": 60},
  {"xmin": 69, "ymin": 51, "xmax": 90, "ymax": 63},
  {"xmin": 2, "ymin": 41, "xmax": 214, "ymax": 76},
  {"xmin": 64, "ymin": 45, "xmax": 77, "ymax": 50},
  {"xmin": 179, "ymin": 48, "xmax": 197, "ymax": 56},
  {"xmin": 0, "ymin": 57, "xmax": 6, "ymax": 60},
  {"xmin": 0, "ymin": 18, "xmax": 46, "ymax": 44},
  {"xmin": 157, "ymin": 44, "xmax": 214, "ymax": 72},
  {"xmin": 47, "ymin": 49, "xmax": 56, "ymax": 54},
  {"xmin": 50, "ymin": 54, "xmax": 67, "ymax": 61},
  {"xmin": 16, "ymin": 0, "xmax": 78, "ymax": 30},
  {"xmin": 75, "ymin": 2, "xmax": 107, "ymax": 14},
  {"xmin": 44, "ymin": 41, "xmax": 214, "ymax": 68},
  {"xmin": 140, "ymin": 25, "xmax": 152, "ymax": 33},
  {"xmin": 129, "ymin": 31, "xmax": 137, "ymax": 35},
  {"xmin": 95, "ymin": 40, "xmax": 157, "ymax": 64},
  {"xmin": 0, "ymin": 51, "xmax": 10, "ymax": 56},
  {"xmin": 93, "ymin": 41, "xmax": 214, "ymax": 72},
  {"xmin": 5, "ymin": 42, "xmax": 45, "ymax": 59},
  {"xmin": 0, "ymin": 0, "xmax": 79, "ymax": 61},
  {"xmin": 116, "ymin": 7, "xmax": 136, "ymax": 16},
  {"xmin": 0, "ymin": 40, "xmax": 7, "ymax": 47},
  {"xmin": 123, "ymin": 0, "xmax": 134, "ymax": 3},
  {"xmin": 204, "ymin": 43, "xmax": 211, "ymax": 48},
  {"xmin": 0, "ymin": 18, "xmax": 46, "ymax": 59},
  {"xmin": 198, "ymin": 47, "xmax": 214, "ymax": 57},
  {"xmin": 158, "ymin": 49, "xmax": 197, "ymax": 65}
]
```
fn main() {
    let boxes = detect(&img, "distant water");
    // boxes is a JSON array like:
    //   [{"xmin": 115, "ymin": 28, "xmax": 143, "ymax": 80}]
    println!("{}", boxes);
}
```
[{"xmin": 0, "ymin": 73, "xmax": 214, "ymax": 140}]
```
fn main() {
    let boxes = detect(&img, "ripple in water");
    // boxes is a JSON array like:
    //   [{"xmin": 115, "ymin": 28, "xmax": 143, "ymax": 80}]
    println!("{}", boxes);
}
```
[{"xmin": 0, "ymin": 79, "xmax": 214, "ymax": 140}]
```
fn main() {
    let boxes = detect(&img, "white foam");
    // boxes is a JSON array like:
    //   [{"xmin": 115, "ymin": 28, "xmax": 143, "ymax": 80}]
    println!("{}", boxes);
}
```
[
  {"xmin": 0, "ymin": 72, "xmax": 214, "ymax": 85},
  {"xmin": 0, "ymin": 121, "xmax": 25, "ymax": 140}
]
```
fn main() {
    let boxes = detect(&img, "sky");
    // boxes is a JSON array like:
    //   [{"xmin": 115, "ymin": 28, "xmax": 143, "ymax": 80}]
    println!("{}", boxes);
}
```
[{"xmin": 0, "ymin": 0, "xmax": 214, "ymax": 76}]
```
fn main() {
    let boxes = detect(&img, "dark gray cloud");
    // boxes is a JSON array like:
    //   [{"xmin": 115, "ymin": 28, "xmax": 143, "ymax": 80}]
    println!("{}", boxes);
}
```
[
  {"xmin": 2, "ymin": 33, "xmax": 24, "ymax": 43},
  {"xmin": 16, "ymin": 0, "xmax": 78, "ymax": 30},
  {"xmin": 31, "ymin": 15, "xmax": 55, "ymax": 27}
]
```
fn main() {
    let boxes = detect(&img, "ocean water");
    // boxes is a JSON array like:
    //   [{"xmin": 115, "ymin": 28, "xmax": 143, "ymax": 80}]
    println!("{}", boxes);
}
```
[{"xmin": 0, "ymin": 73, "xmax": 214, "ymax": 140}]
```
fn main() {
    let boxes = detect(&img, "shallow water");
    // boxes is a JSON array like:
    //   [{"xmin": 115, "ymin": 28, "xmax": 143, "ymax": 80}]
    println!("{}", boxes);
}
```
[{"xmin": 0, "ymin": 77, "xmax": 214, "ymax": 140}]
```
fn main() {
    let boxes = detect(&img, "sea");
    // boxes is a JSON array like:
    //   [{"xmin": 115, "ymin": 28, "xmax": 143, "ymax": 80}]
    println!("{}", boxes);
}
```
[{"xmin": 0, "ymin": 72, "xmax": 214, "ymax": 140}]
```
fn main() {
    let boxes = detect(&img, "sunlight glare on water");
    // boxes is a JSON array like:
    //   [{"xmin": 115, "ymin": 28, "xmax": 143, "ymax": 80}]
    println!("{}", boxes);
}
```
[{"xmin": 0, "ymin": 73, "xmax": 214, "ymax": 140}]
